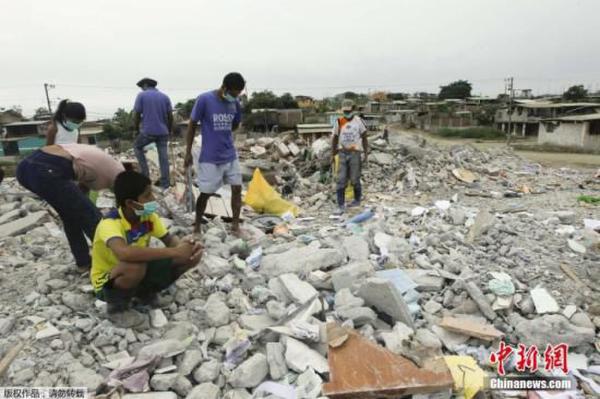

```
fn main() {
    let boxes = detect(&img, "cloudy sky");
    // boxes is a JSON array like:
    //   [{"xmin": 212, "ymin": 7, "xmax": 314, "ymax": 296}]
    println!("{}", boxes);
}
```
[{"xmin": 1, "ymin": 0, "xmax": 599, "ymax": 118}]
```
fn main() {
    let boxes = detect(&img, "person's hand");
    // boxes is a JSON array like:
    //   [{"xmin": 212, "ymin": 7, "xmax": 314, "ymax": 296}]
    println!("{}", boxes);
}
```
[
  {"xmin": 187, "ymin": 239, "xmax": 203, "ymax": 265},
  {"xmin": 184, "ymin": 152, "xmax": 193, "ymax": 168},
  {"xmin": 172, "ymin": 241, "xmax": 195, "ymax": 264}
]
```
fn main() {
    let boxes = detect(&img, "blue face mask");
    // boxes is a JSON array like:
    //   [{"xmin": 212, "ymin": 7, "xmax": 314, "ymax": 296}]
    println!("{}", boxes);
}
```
[
  {"xmin": 343, "ymin": 112, "xmax": 354, "ymax": 119},
  {"xmin": 223, "ymin": 92, "xmax": 236, "ymax": 102},
  {"xmin": 64, "ymin": 120, "xmax": 82, "ymax": 131},
  {"xmin": 133, "ymin": 201, "xmax": 158, "ymax": 217}
]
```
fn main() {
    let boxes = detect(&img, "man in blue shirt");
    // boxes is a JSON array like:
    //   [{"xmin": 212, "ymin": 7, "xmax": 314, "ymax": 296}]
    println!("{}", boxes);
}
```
[
  {"xmin": 133, "ymin": 78, "xmax": 173, "ymax": 189},
  {"xmin": 184, "ymin": 73, "xmax": 245, "ymax": 235}
]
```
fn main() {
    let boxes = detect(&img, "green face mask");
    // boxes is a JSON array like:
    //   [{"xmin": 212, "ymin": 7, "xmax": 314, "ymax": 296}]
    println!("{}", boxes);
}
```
[
  {"xmin": 133, "ymin": 201, "xmax": 158, "ymax": 217},
  {"xmin": 343, "ymin": 112, "xmax": 354, "ymax": 119},
  {"xmin": 223, "ymin": 92, "xmax": 236, "ymax": 102},
  {"xmin": 64, "ymin": 120, "xmax": 82, "ymax": 131}
]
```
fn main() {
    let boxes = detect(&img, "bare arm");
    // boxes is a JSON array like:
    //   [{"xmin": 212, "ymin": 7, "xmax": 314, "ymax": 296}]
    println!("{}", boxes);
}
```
[
  {"xmin": 184, "ymin": 120, "xmax": 198, "ymax": 167},
  {"xmin": 107, "ymin": 237, "xmax": 175, "ymax": 263},
  {"xmin": 45, "ymin": 121, "xmax": 57, "ymax": 145},
  {"xmin": 161, "ymin": 233, "xmax": 180, "ymax": 248}
]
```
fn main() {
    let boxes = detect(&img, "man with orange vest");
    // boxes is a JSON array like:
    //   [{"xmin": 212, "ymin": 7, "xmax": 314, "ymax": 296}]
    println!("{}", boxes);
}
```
[{"xmin": 331, "ymin": 99, "xmax": 369, "ymax": 215}]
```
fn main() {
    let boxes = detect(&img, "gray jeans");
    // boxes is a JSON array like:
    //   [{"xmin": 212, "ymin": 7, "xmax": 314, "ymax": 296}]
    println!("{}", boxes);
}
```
[{"xmin": 337, "ymin": 151, "xmax": 362, "ymax": 191}]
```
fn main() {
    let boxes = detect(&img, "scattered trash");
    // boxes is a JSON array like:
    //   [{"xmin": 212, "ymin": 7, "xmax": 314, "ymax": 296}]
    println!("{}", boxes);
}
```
[{"xmin": 444, "ymin": 356, "xmax": 486, "ymax": 399}]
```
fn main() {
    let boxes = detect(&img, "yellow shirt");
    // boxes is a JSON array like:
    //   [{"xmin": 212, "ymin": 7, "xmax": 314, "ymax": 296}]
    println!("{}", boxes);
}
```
[{"xmin": 91, "ymin": 208, "xmax": 168, "ymax": 292}]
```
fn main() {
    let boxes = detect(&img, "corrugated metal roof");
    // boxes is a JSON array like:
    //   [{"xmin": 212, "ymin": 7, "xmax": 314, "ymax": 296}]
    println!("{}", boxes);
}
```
[
  {"xmin": 515, "ymin": 101, "xmax": 599, "ymax": 109},
  {"xmin": 543, "ymin": 113, "xmax": 600, "ymax": 122},
  {"xmin": 3, "ymin": 120, "xmax": 49, "ymax": 126}
]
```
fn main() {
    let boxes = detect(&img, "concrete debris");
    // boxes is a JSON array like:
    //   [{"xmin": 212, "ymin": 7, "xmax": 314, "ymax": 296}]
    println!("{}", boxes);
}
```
[
  {"xmin": 530, "ymin": 286, "xmax": 560, "ymax": 314},
  {"xmin": 266, "ymin": 342, "xmax": 288, "ymax": 380},
  {"xmin": 228, "ymin": 353, "xmax": 269, "ymax": 388},
  {"xmin": 284, "ymin": 337, "xmax": 329, "ymax": 374},
  {"xmin": 357, "ymin": 277, "xmax": 414, "ymax": 328},
  {"xmin": 1, "ymin": 130, "xmax": 597, "ymax": 398},
  {"xmin": 0, "ymin": 211, "xmax": 48, "ymax": 238}
]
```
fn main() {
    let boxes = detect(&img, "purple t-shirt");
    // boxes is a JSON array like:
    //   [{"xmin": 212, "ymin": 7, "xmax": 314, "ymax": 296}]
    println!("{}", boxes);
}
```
[
  {"xmin": 190, "ymin": 91, "xmax": 242, "ymax": 164},
  {"xmin": 133, "ymin": 88, "xmax": 172, "ymax": 136}
]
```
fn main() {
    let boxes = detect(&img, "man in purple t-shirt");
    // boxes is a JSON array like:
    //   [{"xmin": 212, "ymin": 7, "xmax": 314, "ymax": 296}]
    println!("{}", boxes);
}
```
[
  {"xmin": 184, "ymin": 72, "xmax": 245, "ymax": 235},
  {"xmin": 133, "ymin": 78, "xmax": 173, "ymax": 189}
]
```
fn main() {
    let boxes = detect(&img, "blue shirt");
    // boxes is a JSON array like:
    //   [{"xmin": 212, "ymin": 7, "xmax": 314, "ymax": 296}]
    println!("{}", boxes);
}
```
[
  {"xmin": 133, "ymin": 88, "xmax": 172, "ymax": 136},
  {"xmin": 190, "ymin": 91, "xmax": 242, "ymax": 164}
]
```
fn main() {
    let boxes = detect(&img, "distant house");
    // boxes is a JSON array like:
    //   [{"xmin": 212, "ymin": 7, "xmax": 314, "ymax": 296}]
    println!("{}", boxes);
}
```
[
  {"xmin": 0, "ymin": 110, "xmax": 23, "ymax": 125},
  {"xmin": 538, "ymin": 113, "xmax": 600, "ymax": 151},
  {"xmin": 1, "ymin": 120, "xmax": 49, "ymax": 156},
  {"xmin": 495, "ymin": 101, "xmax": 599, "ymax": 137}
]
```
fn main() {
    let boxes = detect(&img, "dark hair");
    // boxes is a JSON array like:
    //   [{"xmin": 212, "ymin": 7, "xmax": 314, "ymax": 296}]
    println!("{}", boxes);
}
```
[
  {"xmin": 53, "ymin": 99, "xmax": 86, "ymax": 122},
  {"xmin": 114, "ymin": 171, "xmax": 151, "ymax": 208},
  {"xmin": 223, "ymin": 72, "xmax": 246, "ymax": 91}
]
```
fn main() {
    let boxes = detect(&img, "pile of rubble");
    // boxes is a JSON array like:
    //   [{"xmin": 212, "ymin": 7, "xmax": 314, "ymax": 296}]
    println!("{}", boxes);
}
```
[{"xmin": 0, "ymin": 131, "xmax": 599, "ymax": 398}]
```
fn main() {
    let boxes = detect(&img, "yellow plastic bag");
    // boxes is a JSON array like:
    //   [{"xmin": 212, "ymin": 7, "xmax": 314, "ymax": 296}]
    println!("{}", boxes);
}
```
[
  {"xmin": 444, "ymin": 356, "xmax": 486, "ymax": 399},
  {"xmin": 244, "ymin": 168, "xmax": 300, "ymax": 217},
  {"xmin": 334, "ymin": 155, "xmax": 354, "ymax": 201}
]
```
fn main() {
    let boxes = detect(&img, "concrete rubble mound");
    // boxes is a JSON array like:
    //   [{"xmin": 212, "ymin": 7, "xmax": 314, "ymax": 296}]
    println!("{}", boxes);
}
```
[{"xmin": 0, "ymin": 130, "xmax": 599, "ymax": 398}]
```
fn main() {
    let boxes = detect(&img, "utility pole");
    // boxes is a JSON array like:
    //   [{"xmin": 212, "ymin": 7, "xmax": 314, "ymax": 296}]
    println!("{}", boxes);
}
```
[
  {"xmin": 44, "ymin": 83, "xmax": 55, "ymax": 113},
  {"xmin": 505, "ymin": 77, "xmax": 514, "ymax": 145}
]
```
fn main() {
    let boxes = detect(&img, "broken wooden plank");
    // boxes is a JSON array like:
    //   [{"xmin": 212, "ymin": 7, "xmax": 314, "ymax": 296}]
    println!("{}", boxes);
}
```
[
  {"xmin": 0, "ymin": 341, "xmax": 25, "ymax": 377},
  {"xmin": 439, "ymin": 316, "xmax": 504, "ymax": 342}
]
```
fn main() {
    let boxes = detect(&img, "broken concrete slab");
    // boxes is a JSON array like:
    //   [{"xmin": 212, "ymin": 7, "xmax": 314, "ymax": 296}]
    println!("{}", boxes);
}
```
[
  {"xmin": 278, "ymin": 273, "xmax": 318, "ymax": 304},
  {"xmin": 466, "ymin": 209, "xmax": 495, "ymax": 243},
  {"xmin": 342, "ymin": 235, "xmax": 370, "ymax": 261},
  {"xmin": 369, "ymin": 152, "xmax": 394, "ymax": 166},
  {"xmin": 509, "ymin": 313, "xmax": 595, "ymax": 347},
  {"xmin": 530, "ymin": 286, "xmax": 559, "ymax": 314},
  {"xmin": 0, "ymin": 208, "xmax": 22, "ymax": 225},
  {"xmin": 186, "ymin": 382, "xmax": 220, "ymax": 399},
  {"xmin": 563, "ymin": 305, "xmax": 577, "ymax": 319},
  {"xmin": 357, "ymin": 277, "xmax": 414, "ymax": 328},
  {"xmin": 430, "ymin": 325, "xmax": 469, "ymax": 351},
  {"xmin": 0, "ymin": 211, "xmax": 48, "ymax": 238},
  {"xmin": 379, "ymin": 322, "xmax": 414, "ymax": 354},
  {"xmin": 462, "ymin": 281, "xmax": 496, "ymax": 321},
  {"xmin": 402, "ymin": 269, "xmax": 444, "ymax": 292},
  {"xmin": 266, "ymin": 342, "xmax": 288, "ymax": 380},
  {"xmin": 337, "ymin": 306, "xmax": 377, "ymax": 327},
  {"xmin": 149, "ymin": 309, "xmax": 168, "ymax": 328},
  {"xmin": 439, "ymin": 316, "xmax": 504, "ymax": 342},
  {"xmin": 331, "ymin": 262, "xmax": 374, "ymax": 291},
  {"xmin": 229, "ymin": 353, "xmax": 268, "ymax": 388},
  {"xmin": 138, "ymin": 338, "xmax": 192, "ymax": 359},
  {"xmin": 261, "ymin": 243, "xmax": 345, "ymax": 278},
  {"xmin": 283, "ymin": 336, "xmax": 329, "ymax": 374},
  {"xmin": 322, "ymin": 324, "xmax": 453, "ymax": 398}
]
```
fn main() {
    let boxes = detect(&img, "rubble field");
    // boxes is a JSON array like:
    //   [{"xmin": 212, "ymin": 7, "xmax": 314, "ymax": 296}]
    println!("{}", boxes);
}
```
[{"xmin": 0, "ymin": 130, "xmax": 599, "ymax": 398}]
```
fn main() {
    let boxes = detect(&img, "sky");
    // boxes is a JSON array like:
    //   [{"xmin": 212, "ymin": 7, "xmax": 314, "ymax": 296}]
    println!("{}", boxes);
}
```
[{"xmin": 1, "ymin": 0, "xmax": 599, "ymax": 119}]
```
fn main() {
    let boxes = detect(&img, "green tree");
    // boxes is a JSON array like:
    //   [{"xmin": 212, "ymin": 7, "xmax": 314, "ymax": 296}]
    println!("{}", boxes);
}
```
[
  {"xmin": 174, "ymin": 99, "xmax": 196, "ymax": 119},
  {"xmin": 34, "ymin": 107, "xmax": 50, "ymax": 118},
  {"xmin": 438, "ymin": 80, "xmax": 472, "ymax": 100},
  {"xmin": 102, "ymin": 108, "xmax": 134, "ymax": 140},
  {"xmin": 388, "ymin": 92, "xmax": 406, "ymax": 100},
  {"xmin": 563, "ymin": 85, "xmax": 588, "ymax": 101},
  {"xmin": 277, "ymin": 92, "xmax": 299, "ymax": 109},
  {"xmin": 245, "ymin": 91, "xmax": 299, "ymax": 112}
]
